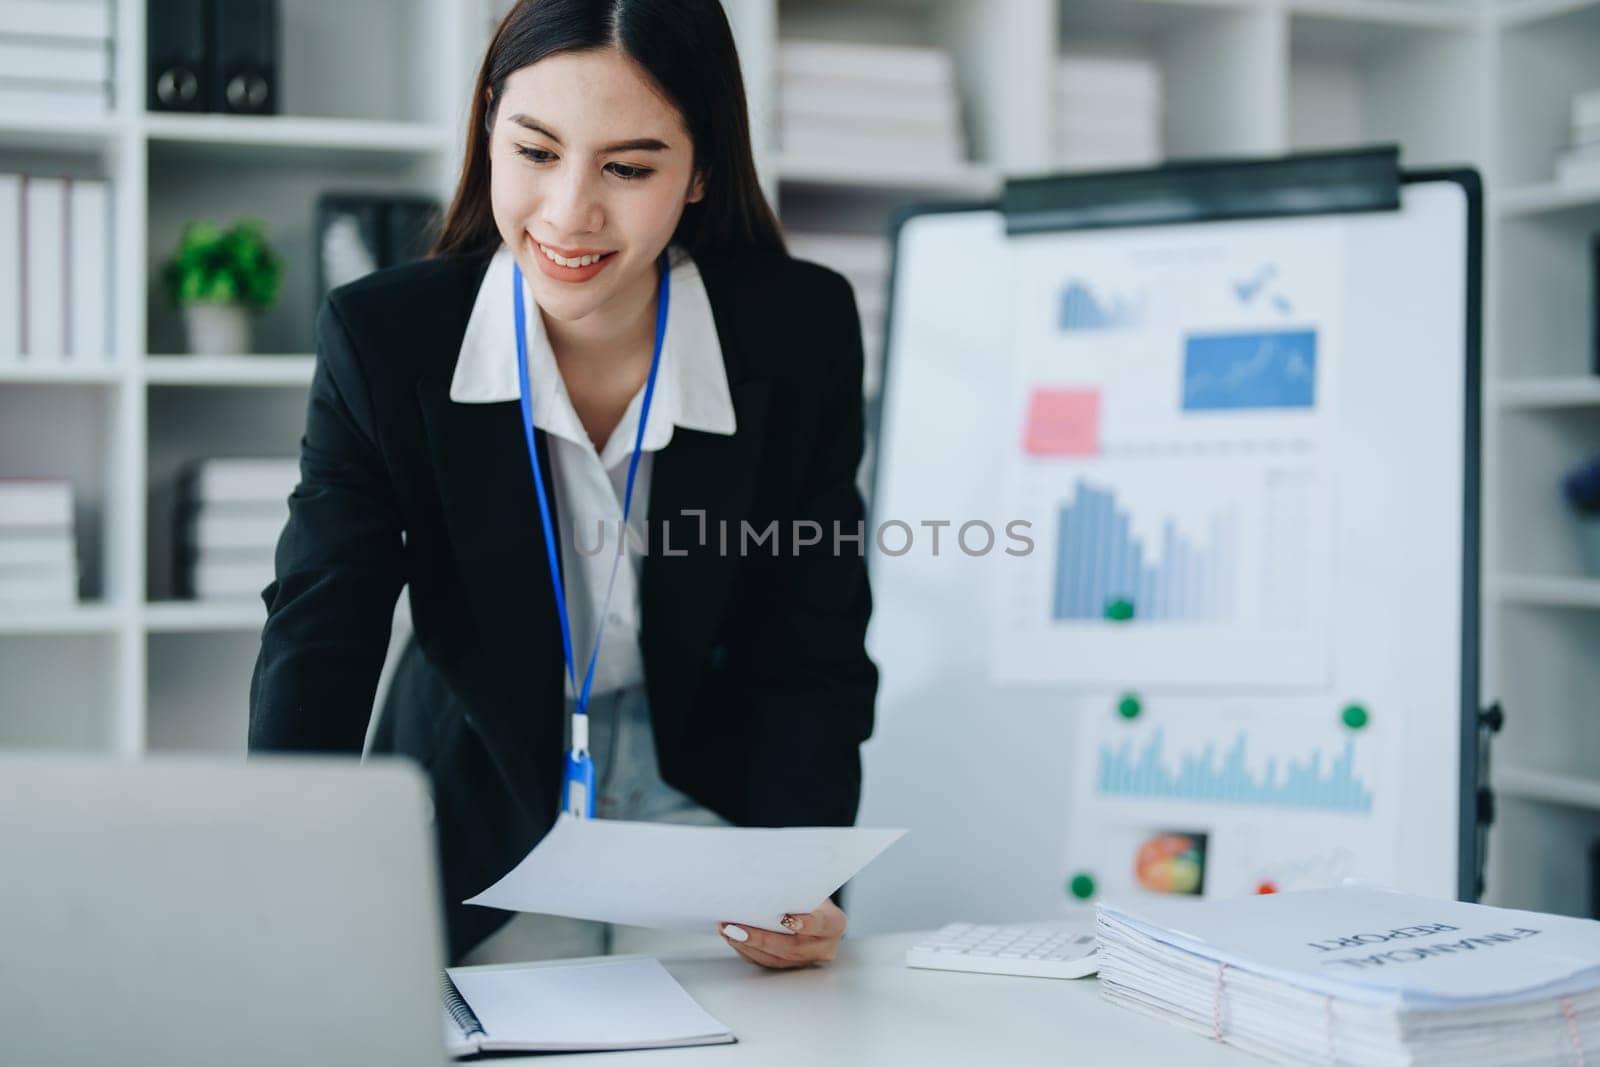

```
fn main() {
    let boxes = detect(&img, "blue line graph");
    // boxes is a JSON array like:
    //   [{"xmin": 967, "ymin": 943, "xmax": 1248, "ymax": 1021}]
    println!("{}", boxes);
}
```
[
  {"xmin": 1183, "ymin": 330, "xmax": 1318, "ymax": 411},
  {"xmin": 1059, "ymin": 280, "xmax": 1144, "ymax": 332},
  {"xmin": 1097, "ymin": 728, "xmax": 1373, "ymax": 814},
  {"xmin": 1052, "ymin": 480, "xmax": 1236, "ymax": 623}
]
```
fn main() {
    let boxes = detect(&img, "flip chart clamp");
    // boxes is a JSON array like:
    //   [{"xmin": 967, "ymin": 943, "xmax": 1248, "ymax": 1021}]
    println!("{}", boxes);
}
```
[{"xmin": 999, "ymin": 144, "xmax": 1401, "ymax": 235}]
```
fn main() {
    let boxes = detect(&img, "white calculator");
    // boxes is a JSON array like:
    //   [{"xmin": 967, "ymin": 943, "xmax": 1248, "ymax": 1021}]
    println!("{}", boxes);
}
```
[{"xmin": 905, "ymin": 921, "xmax": 1100, "ymax": 980}]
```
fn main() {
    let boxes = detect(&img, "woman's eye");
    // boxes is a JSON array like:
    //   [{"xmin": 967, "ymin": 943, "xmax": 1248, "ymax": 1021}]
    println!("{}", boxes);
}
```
[
  {"xmin": 607, "ymin": 163, "xmax": 652, "ymax": 181},
  {"xmin": 512, "ymin": 146, "xmax": 650, "ymax": 181}
]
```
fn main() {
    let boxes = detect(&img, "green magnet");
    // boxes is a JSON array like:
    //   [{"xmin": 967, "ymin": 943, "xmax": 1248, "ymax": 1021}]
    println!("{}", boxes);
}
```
[
  {"xmin": 1068, "ymin": 872, "xmax": 1097, "ymax": 901},
  {"xmin": 1341, "ymin": 703, "xmax": 1370, "ymax": 730},
  {"xmin": 1117, "ymin": 694, "xmax": 1142, "ymax": 720},
  {"xmin": 1104, "ymin": 598, "xmax": 1135, "ymax": 622}
]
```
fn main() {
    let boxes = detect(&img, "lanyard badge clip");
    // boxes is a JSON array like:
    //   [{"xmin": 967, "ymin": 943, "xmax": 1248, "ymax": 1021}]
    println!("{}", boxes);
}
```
[{"xmin": 563, "ymin": 713, "xmax": 596, "ymax": 818}]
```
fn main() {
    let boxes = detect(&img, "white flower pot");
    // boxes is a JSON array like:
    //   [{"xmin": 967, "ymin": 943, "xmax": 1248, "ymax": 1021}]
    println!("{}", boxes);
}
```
[{"xmin": 182, "ymin": 302, "xmax": 252, "ymax": 355}]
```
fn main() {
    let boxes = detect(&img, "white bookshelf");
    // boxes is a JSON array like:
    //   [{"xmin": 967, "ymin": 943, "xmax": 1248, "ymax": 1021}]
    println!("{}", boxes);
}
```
[
  {"xmin": 1498, "ymin": 179, "xmax": 1600, "ymax": 216},
  {"xmin": 141, "ymin": 600, "xmax": 267, "ymax": 634},
  {"xmin": 1485, "ymin": 0, "xmax": 1600, "ymax": 923},
  {"xmin": 141, "ymin": 113, "xmax": 451, "ymax": 153},
  {"xmin": 772, "ymin": 153, "xmax": 1002, "ymax": 195},
  {"xmin": 1496, "ymin": 765, "xmax": 1600, "ymax": 810},
  {"xmin": 0, "ymin": 0, "xmax": 479, "ymax": 758},
  {"xmin": 0, "ymin": 603, "xmax": 127, "ymax": 636},
  {"xmin": 0, "ymin": 363, "xmax": 126, "ymax": 384},
  {"xmin": 1496, "ymin": 574, "xmax": 1600, "ymax": 607},
  {"xmin": 3, "ymin": 0, "xmax": 1597, "ymax": 916},
  {"xmin": 1494, "ymin": 376, "xmax": 1600, "ymax": 408},
  {"xmin": 143, "ymin": 355, "xmax": 316, "ymax": 387},
  {"xmin": 0, "ymin": 113, "xmax": 123, "ymax": 152}
]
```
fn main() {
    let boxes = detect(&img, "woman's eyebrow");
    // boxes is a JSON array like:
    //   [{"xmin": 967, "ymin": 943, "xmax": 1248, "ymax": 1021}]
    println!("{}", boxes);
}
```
[{"xmin": 505, "ymin": 113, "xmax": 670, "ymax": 153}]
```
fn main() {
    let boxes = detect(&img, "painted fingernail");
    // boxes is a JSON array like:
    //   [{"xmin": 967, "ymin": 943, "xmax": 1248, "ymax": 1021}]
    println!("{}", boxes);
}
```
[
  {"xmin": 721, "ymin": 924, "xmax": 749, "ymax": 942},
  {"xmin": 781, "ymin": 915, "xmax": 804, "ymax": 933}
]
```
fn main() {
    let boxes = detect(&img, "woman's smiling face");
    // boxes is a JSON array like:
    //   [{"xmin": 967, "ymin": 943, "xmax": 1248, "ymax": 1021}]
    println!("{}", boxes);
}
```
[{"xmin": 485, "ymin": 47, "xmax": 704, "ymax": 325}]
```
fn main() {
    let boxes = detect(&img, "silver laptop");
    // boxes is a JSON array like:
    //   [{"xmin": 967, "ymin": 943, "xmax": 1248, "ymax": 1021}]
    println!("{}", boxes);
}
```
[{"xmin": 0, "ymin": 754, "xmax": 446, "ymax": 1067}]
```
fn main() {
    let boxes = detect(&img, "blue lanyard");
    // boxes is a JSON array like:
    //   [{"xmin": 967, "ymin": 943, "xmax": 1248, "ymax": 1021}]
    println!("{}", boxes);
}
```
[{"xmin": 512, "ymin": 252, "xmax": 670, "ymax": 819}]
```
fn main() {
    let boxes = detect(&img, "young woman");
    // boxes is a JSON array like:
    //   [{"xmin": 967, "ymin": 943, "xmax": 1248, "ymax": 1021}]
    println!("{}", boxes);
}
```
[{"xmin": 248, "ymin": 0, "xmax": 877, "ymax": 968}]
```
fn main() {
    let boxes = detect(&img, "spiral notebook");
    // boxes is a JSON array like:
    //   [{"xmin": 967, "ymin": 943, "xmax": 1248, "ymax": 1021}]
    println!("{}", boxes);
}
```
[{"xmin": 441, "ymin": 956, "xmax": 735, "ymax": 1057}]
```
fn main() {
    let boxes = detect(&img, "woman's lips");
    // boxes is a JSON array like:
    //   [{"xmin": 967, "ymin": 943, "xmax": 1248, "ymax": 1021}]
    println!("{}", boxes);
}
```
[{"xmin": 532, "ymin": 239, "xmax": 617, "ymax": 283}]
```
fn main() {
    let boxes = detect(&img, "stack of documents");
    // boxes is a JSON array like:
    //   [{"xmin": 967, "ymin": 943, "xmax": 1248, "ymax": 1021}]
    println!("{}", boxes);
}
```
[
  {"xmin": 0, "ymin": 479, "xmax": 77, "ymax": 605},
  {"xmin": 785, "ymin": 232, "xmax": 890, "ymax": 398},
  {"xmin": 1556, "ymin": 88, "xmax": 1600, "ymax": 188},
  {"xmin": 1054, "ymin": 54, "xmax": 1162, "ymax": 172},
  {"xmin": 0, "ymin": 0, "xmax": 114, "ymax": 115},
  {"xmin": 0, "ymin": 171, "xmax": 112, "ymax": 365},
  {"xmin": 1098, "ymin": 886, "xmax": 1600, "ymax": 1065},
  {"xmin": 176, "ymin": 458, "xmax": 297, "ymax": 601},
  {"xmin": 778, "ymin": 39, "xmax": 966, "ymax": 165}
]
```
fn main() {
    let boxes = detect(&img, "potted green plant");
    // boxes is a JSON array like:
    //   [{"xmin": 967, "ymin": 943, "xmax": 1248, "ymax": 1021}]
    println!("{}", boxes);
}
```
[{"xmin": 160, "ymin": 218, "xmax": 284, "ymax": 355}]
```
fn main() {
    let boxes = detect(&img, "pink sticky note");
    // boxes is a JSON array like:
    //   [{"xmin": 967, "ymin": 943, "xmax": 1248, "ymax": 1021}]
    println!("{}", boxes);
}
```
[{"xmin": 1023, "ymin": 388, "xmax": 1100, "ymax": 456}]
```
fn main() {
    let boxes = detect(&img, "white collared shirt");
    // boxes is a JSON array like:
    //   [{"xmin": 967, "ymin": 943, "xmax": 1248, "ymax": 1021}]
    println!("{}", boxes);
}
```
[{"xmin": 451, "ymin": 242, "xmax": 737, "ymax": 697}]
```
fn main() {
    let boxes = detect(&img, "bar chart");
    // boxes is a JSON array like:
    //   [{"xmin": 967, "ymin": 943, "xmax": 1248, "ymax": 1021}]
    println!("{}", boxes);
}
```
[
  {"xmin": 1058, "ymin": 279, "xmax": 1144, "ymax": 332},
  {"xmin": 1051, "ymin": 479, "xmax": 1238, "ymax": 623},
  {"xmin": 1096, "ymin": 726, "xmax": 1374, "ymax": 814},
  {"xmin": 997, "ymin": 456, "xmax": 1331, "ymax": 686}
]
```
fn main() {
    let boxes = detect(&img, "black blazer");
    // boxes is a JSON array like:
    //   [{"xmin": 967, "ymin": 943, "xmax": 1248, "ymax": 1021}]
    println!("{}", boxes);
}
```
[{"xmin": 247, "ymin": 245, "xmax": 878, "ymax": 961}]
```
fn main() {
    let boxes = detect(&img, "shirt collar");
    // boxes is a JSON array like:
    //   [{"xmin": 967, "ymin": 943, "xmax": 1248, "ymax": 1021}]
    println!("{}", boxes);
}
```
[{"xmin": 449, "ymin": 242, "xmax": 737, "ymax": 465}]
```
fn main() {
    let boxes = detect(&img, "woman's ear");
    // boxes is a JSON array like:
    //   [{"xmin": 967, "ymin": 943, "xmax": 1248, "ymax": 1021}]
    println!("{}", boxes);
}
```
[{"xmin": 686, "ymin": 169, "xmax": 707, "ymax": 205}]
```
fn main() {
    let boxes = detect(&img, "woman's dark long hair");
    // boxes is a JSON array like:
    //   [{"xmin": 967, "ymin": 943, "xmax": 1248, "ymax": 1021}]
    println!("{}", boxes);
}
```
[{"xmin": 430, "ymin": 0, "xmax": 785, "ymax": 260}]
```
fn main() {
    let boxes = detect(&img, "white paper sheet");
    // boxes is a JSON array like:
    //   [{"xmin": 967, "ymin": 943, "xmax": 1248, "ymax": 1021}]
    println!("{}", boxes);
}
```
[{"xmin": 464, "ymin": 815, "xmax": 905, "ymax": 932}]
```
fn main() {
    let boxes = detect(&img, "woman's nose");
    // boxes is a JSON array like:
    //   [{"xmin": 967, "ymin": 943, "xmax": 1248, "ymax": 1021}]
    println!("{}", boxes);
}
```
[{"xmin": 541, "ymin": 166, "xmax": 603, "ymax": 237}]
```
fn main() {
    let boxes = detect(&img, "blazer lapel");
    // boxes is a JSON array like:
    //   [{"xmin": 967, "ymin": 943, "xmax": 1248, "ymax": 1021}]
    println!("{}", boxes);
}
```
[
  {"xmin": 412, "ymin": 250, "xmax": 567, "ymax": 782},
  {"xmin": 640, "ymin": 250, "xmax": 773, "ymax": 731},
  {"xmin": 415, "ymin": 388, "xmax": 561, "ymax": 637}
]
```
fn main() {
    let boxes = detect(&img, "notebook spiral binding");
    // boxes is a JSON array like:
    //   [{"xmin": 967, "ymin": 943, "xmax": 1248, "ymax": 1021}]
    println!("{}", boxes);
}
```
[{"xmin": 441, "ymin": 973, "xmax": 486, "ymax": 1040}]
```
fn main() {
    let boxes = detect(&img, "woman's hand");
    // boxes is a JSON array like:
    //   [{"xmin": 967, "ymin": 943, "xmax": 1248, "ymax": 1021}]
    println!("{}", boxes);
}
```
[{"xmin": 719, "ymin": 899, "xmax": 848, "ymax": 969}]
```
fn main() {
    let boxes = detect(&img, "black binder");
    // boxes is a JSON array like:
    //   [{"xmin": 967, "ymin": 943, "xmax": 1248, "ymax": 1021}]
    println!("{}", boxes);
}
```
[
  {"xmin": 384, "ymin": 197, "xmax": 445, "ymax": 267},
  {"xmin": 209, "ymin": 0, "xmax": 278, "ymax": 115},
  {"xmin": 147, "ymin": 0, "xmax": 208, "ymax": 112},
  {"xmin": 314, "ymin": 193, "xmax": 443, "ymax": 300}
]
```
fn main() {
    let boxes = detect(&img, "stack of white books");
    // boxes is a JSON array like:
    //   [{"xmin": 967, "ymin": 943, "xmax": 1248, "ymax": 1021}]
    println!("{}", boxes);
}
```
[
  {"xmin": 785, "ymin": 232, "xmax": 890, "ymax": 399},
  {"xmin": 0, "ymin": 171, "xmax": 112, "ymax": 365},
  {"xmin": 777, "ymin": 39, "xmax": 966, "ymax": 166},
  {"xmin": 1054, "ymin": 54, "xmax": 1162, "ymax": 172},
  {"xmin": 1556, "ymin": 88, "xmax": 1600, "ymax": 188},
  {"xmin": 0, "ymin": 0, "xmax": 114, "ymax": 115},
  {"xmin": 176, "ymin": 459, "xmax": 298, "ymax": 601},
  {"xmin": 1098, "ymin": 886, "xmax": 1600, "ymax": 1065},
  {"xmin": 0, "ymin": 479, "xmax": 78, "ymax": 606}
]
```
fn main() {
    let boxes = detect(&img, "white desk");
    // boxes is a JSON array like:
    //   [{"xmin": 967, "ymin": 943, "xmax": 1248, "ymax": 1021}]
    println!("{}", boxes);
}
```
[{"xmin": 462, "ymin": 931, "xmax": 1255, "ymax": 1066}]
